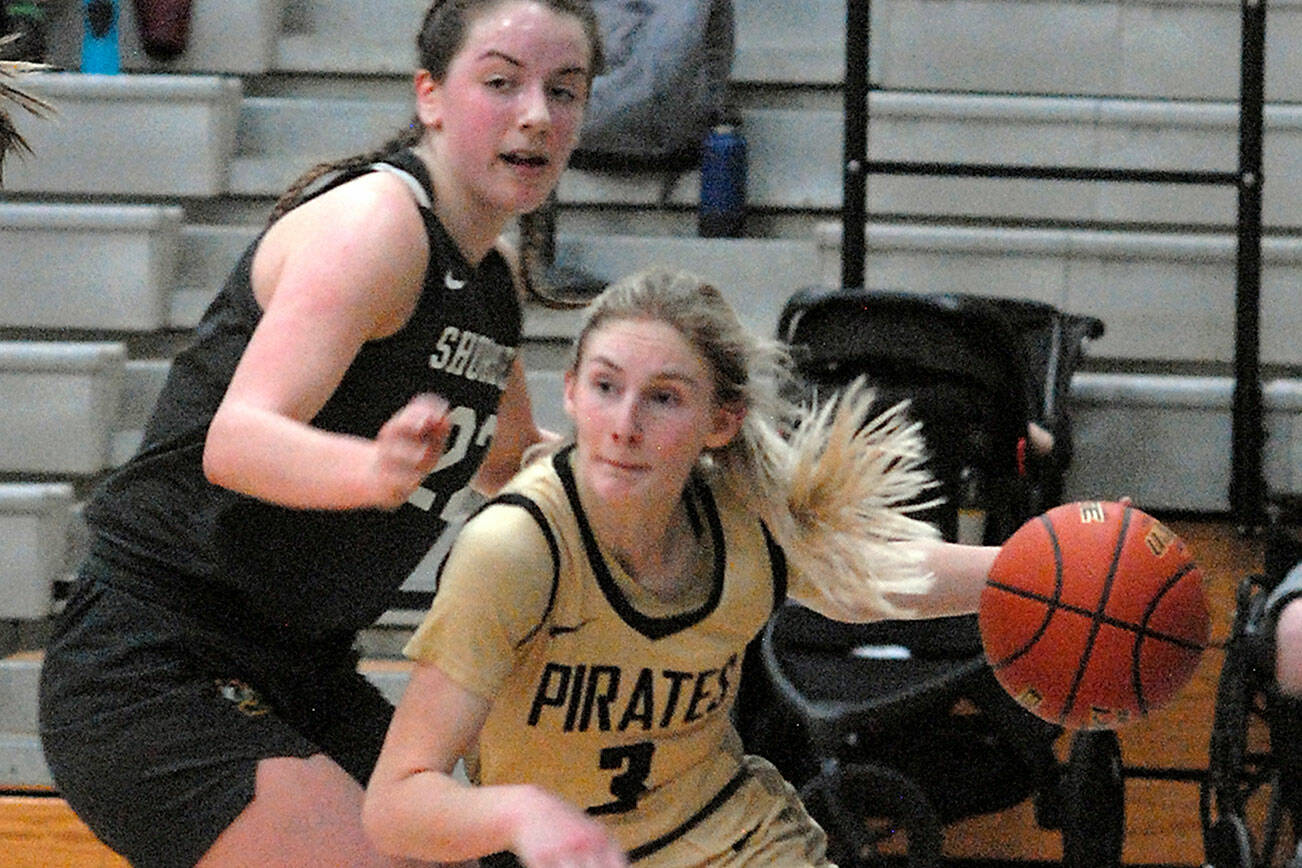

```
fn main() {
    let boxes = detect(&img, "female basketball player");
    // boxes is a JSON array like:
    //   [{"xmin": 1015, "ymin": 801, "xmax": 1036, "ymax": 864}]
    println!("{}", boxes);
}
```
[
  {"xmin": 38, "ymin": 2, "xmax": 603, "ymax": 865},
  {"xmin": 362, "ymin": 269, "xmax": 1002, "ymax": 867}
]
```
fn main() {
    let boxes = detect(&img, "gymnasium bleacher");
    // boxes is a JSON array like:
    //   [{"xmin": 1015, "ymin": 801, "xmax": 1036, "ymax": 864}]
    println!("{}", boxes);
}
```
[{"xmin": 2, "ymin": 0, "xmax": 1301, "ymax": 860}]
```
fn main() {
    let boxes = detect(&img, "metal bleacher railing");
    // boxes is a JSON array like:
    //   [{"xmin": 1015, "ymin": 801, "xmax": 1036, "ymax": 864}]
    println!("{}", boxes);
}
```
[{"xmin": 836, "ymin": 0, "xmax": 1270, "ymax": 529}]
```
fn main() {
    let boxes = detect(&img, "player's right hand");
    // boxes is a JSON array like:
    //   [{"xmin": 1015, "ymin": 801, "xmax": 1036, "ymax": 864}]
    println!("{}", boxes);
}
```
[
  {"xmin": 371, "ymin": 393, "xmax": 451, "ymax": 508},
  {"xmin": 511, "ymin": 789, "xmax": 628, "ymax": 868}
]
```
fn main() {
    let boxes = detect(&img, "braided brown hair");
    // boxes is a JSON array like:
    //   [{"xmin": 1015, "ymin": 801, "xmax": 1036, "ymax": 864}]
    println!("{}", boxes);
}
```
[{"xmin": 267, "ymin": 0, "xmax": 606, "ymax": 308}]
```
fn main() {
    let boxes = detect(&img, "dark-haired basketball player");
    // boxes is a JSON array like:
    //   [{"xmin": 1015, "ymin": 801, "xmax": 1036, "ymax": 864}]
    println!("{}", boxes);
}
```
[{"xmin": 39, "ymin": 3, "xmax": 605, "ymax": 865}]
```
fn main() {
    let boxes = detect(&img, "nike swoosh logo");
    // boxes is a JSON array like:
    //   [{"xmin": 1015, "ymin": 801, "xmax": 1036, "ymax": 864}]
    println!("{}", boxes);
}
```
[{"xmin": 444, "ymin": 270, "xmax": 467, "ymax": 290}]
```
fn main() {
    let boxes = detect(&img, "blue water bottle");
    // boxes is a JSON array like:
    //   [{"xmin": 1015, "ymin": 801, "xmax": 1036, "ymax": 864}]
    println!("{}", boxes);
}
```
[
  {"xmin": 698, "ymin": 120, "xmax": 748, "ymax": 238},
  {"xmin": 81, "ymin": 0, "xmax": 120, "ymax": 74}
]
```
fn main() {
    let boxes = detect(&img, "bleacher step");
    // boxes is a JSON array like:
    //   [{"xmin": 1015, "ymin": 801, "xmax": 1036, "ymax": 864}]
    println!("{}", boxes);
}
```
[
  {"xmin": 531, "ymin": 234, "xmax": 820, "ymax": 342},
  {"xmin": 0, "ymin": 342, "xmax": 126, "ymax": 476},
  {"xmin": 867, "ymin": 0, "xmax": 1302, "ymax": 103},
  {"xmin": 357, "ymin": 657, "xmax": 413, "ymax": 707},
  {"xmin": 43, "ymin": 0, "xmax": 282, "ymax": 75},
  {"xmin": 31, "ymin": 0, "xmax": 1299, "ymax": 101},
  {"xmin": 0, "ymin": 203, "xmax": 182, "ymax": 332},
  {"xmin": 0, "ymin": 487, "xmax": 74, "ymax": 622},
  {"xmin": 815, "ymin": 222, "xmax": 1302, "ymax": 368},
  {"xmin": 224, "ymin": 96, "xmax": 1302, "ymax": 228},
  {"xmin": 263, "ymin": 0, "xmax": 1302, "ymax": 103},
  {"xmin": 174, "ymin": 224, "xmax": 260, "ymax": 328},
  {"xmin": 0, "ymin": 735, "xmax": 47, "ymax": 788},
  {"xmin": 170, "ymin": 229, "xmax": 819, "ymax": 338},
  {"xmin": 3, "ymin": 74, "xmax": 241, "ymax": 198},
  {"xmin": 0, "ymin": 652, "xmax": 50, "ymax": 788},
  {"xmin": 0, "ymin": 652, "xmax": 41, "ymax": 735},
  {"xmin": 109, "ymin": 359, "xmax": 174, "ymax": 467},
  {"xmin": 228, "ymin": 95, "xmax": 410, "ymax": 196},
  {"xmin": 21, "ymin": 209, "xmax": 1302, "ymax": 371},
  {"xmin": 0, "ymin": 734, "xmax": 45, "ymax": 787},
  {"xmin": 1065, "ymin": 375, "xmax": 1302, "ymax": 511}
]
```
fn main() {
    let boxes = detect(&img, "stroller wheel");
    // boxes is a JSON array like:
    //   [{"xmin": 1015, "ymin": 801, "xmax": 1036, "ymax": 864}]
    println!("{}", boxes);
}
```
[
  {"xmin": 1060, "ymin": 730, "xmax": 1125, "ymax": 868},
  {"xmin": 802, "ymin": 761, "xmax": 943, "ymax": 868},
  {"xmin": 1204, "ymin": 816, "xmax": 1253, "ymax": 868}
]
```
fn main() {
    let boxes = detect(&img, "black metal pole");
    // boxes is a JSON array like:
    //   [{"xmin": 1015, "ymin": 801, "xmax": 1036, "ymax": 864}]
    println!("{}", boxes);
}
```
[
  {"xmin": 1231, "ymin": 0, "xmax": 1267, "ymax": 529},
  {"xmin": 842, "ymin": 0, "xmax": 869, "ymax": 291},
  {"xmin": 863, "ymin": 162, "xmax": 1237, "ymax": 185}
]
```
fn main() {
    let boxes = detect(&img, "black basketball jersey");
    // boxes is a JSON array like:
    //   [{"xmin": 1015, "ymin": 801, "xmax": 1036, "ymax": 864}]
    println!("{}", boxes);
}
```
[{"xmin": 85, "ymin": 150, "xmax": 522, "ymax": 640}]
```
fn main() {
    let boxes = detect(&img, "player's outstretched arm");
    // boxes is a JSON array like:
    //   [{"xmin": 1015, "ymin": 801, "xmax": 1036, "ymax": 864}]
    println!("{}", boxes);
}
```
[
  {"xmin": 890, "ymin": 539, "xmax": 1000, "ymax": 619},
  {"xmin": 363, "ymin": 662, "xmax": 628, "ymax": 867}
]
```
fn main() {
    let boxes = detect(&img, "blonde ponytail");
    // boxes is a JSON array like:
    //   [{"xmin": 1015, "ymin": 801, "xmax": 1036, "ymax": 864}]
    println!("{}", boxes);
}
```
[{"xmin": 734, "ymin": 378, "xmax": 940, "ymax": 621}]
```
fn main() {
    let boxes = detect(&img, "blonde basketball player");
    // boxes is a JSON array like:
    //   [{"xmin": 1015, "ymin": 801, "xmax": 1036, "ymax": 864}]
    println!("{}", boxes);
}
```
[{"xmin": 362, "ymin": 269, "xmax": 1002, "ymax": 867}]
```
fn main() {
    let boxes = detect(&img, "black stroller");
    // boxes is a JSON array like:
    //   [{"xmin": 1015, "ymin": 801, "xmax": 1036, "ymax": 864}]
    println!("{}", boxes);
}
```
[
  {"xmin": 736, "ymin": 286, "xmax": 1117, "ymax": 867},
  {"xmin": 1203, "ymin": 496, "xmax": 1302, "ymax": 868}
]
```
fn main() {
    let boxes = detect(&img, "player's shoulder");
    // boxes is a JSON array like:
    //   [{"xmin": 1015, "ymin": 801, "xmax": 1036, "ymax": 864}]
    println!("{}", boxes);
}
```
[
  {"xmin": 253, "ymin": 170, "xmax": 429, "ymax": 321},
  {"xmin": 312, "ymin": 170, "xmax": 425, "ymax": 235},
  {"xmin": 468, "ymin": 495, "xmax": 552, "ymax": 538},
  {"xmin": 268, "ymin": 170, "xmax": 425, "ymax": 253},
  {"xmin": 457, "ymin": 490, "xmax": 559, "ymax": 573}
]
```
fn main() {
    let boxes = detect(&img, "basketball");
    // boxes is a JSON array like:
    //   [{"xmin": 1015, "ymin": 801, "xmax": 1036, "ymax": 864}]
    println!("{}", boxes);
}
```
[{"xmin": 978, "ymin": 500, "xmax": 1210, "ymax": 730}]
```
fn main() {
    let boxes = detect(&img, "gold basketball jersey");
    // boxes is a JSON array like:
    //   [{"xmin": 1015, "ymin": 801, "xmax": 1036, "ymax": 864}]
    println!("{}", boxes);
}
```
[{"xmin": 458, "ymin": 450, "xmax": 785, "ymax": 858}]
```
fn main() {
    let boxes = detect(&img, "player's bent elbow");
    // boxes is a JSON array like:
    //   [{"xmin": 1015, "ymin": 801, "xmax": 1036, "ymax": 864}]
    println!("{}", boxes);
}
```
[
  {"xmin": 201, "ymin": 408, "xmax": 264, "ymax": 496},
  {"xmin": 201, "ymin": 438, "xmax": 228, "ymax": 488},
  {"xmin": 201, "ymin": 421, "xmax": 239, "ymax": 490}
]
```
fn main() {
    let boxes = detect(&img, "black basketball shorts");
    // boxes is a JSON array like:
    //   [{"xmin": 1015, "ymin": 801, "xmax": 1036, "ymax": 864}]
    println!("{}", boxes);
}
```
[{"xmin": 38, "ymin": 564, "xmax": 393, "ymax": 868}]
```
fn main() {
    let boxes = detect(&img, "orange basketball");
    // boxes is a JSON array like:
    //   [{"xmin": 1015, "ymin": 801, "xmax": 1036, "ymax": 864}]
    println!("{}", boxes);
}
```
[{"xmin": 978, "ymin": 501, "xmax": 1210, "ymax": 730}]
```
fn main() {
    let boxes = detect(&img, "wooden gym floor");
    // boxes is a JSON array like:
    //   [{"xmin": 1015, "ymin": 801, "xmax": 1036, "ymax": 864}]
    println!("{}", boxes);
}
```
[{"xmin": 0, "ymin": 516, "xmax": 1272, "ymax": 866}]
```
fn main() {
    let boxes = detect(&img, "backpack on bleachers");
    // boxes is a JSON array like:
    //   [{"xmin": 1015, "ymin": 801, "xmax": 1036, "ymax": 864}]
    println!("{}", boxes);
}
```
[{"xmin": 571, "ymin": 0, "xmax": 734, "ymax": 170}]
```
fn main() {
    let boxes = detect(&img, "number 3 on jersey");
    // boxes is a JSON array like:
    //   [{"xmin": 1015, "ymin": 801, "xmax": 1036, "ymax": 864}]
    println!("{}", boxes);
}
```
[{"xmin": 588, "ymin": 742, "xmax": 655, "ymax": 816}]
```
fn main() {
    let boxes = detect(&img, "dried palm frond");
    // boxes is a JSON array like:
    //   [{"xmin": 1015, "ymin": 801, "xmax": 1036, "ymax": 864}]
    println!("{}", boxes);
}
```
[{"xmin": 1, "ymin": 40, "xmax": 56, "ymax": 186}]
